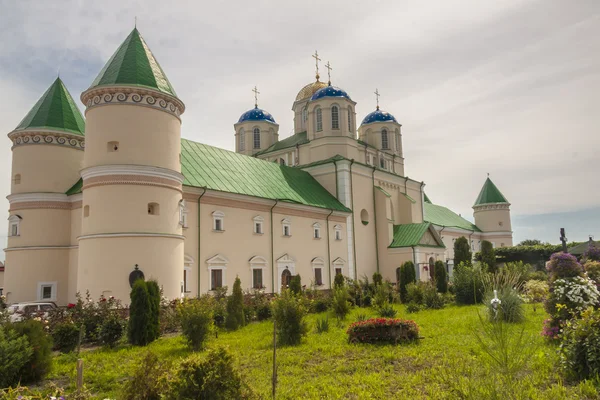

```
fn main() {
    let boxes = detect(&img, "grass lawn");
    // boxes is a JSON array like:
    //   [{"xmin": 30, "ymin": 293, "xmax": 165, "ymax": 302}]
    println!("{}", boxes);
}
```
[{"xmin": 48, "ymin": 304, "xmax": 599, "ymax": 399}]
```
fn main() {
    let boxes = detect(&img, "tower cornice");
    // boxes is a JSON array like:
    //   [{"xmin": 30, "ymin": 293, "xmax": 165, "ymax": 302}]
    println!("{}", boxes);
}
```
[{"xmin": 8, "ymin": 129, "xmax": 85, "ymax": 150}]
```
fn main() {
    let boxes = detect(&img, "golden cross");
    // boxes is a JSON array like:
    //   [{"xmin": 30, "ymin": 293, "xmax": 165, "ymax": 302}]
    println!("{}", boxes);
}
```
[
  {"xmin": 252, "ymin": 86, "xmax": 260, "ymax": 107},
  {"xmin": 325, "ymin": 61, "xmax": 332, "ymax": 85},
  {"xmin": 312, "ymin": 50, "xmax": 321, "ymax": 80},
  {"xmin": 374, "ymin": 88, "xmax": 380, "ymax": 110}
]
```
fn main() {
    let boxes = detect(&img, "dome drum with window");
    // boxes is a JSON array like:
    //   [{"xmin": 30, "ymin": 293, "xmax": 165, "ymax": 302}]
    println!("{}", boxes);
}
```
[{"xmin": 234, "ymin": 106, "xmax": 279, "ymax": 154}]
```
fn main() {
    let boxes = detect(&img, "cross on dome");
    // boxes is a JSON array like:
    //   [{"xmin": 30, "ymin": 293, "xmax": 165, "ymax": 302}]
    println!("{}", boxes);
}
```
[
  {"xmin": 253, "ymin": 85, "xmax": 260, "ymax": 108},
  {"xmin": 374, "ymin": 88, "xmax": 380, "ymax": 110},
  {"xmin": 312, "ymin": 50, "xmax": 321, "ymax": 81},
  {"xmin": 325, "ymin": 61, "xmax": 332, "ymax": 85}
]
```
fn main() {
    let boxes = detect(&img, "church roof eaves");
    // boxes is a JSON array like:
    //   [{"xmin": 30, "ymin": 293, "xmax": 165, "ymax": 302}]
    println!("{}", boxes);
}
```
[
  {"xmin": 254, "ymin": 131, "xmax": 309, "ymax": 156},
  {"xmin": 424, "ymin": 202, "xmax": 481, "ymax": 232},
  {"xmin": 389, "ymin": 222, "xmax": 445, "ymax": 248}
]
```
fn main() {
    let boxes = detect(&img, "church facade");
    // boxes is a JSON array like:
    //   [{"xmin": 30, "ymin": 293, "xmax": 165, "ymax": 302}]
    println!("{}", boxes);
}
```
[{"xmin": 3, "ymin": 28, "xmax": 513, "ymax": 305}]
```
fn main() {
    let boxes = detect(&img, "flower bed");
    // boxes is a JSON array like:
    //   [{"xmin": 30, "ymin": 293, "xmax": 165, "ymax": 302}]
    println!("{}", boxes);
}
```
[{"xmin": 347, "ymin": 318, "xmax": 419, "ymax": 344}]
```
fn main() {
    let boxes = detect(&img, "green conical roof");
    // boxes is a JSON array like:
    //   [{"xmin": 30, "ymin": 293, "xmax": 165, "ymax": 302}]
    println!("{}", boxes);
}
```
[
  {"xmin": 474, "ymin": 177, "xmax": 508, "ymax": 206},
  {"xmin": 14, "ymin": 77, "xmax": 85, "ymax": 136},
  {"xmin": 89, "ymin": 28, "xmax": 177, "ymax": 97}
]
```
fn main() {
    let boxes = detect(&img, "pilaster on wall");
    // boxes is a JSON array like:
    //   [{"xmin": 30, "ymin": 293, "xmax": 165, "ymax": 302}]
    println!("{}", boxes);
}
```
[{"xmin": 336, "ymin": 160, "xmax": 355, "ymax": 280}]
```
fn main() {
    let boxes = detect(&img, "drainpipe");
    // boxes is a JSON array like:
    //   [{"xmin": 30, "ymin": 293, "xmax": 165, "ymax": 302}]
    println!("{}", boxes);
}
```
[
  {"xmin": 326, "ymin": 209, "xmax": 334, "ymax": 289},
  {"xmin": 392, "ymin": 154, "xmax": 396, "ymax": 174},
  {"xmin": 349, "ymin": 160, "xmax": 357, "ymax": 280},
  {"xmin": 295, "ymin": 143, "xmax": 300, "ymax": 166},
  {"xmin": 197, "ymin": 188, "xmax": 207, "ymax": 297},
  {"xmin": 403, "ymin": 176, "xmax": 408, "ymax": 194},
  {"xmin": 372, "ymin": 166, "xmax": 380, "ymax": 273},
  {"xmin": 333, "ymin": 160, "xmax": 339, "ymax": 199},
  {"xmin": 270, "ymin": 200, "xmax": 279, "ymax": 294},
  {"xmin": 419, "ymin": 181, "xmax": 425, "ymax": 221}
]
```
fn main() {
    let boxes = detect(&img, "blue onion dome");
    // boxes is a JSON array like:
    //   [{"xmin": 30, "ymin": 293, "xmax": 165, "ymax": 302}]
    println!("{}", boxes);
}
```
[
  {"xmin": 361, "ymin": 108, "xmax": 398, "ymax": 125},
  {"xmin": 310, "ymin": 85, "xmax": 352, "ymax": 101},
  {"xmin": 238, "ymin": 106, "xmax": 276, "ymax": 123}
]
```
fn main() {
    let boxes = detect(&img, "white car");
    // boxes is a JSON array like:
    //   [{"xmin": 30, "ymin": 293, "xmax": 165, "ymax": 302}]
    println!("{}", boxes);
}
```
[{"xmin": 7, "ymin": 302, "xmax": 58, "ymax": 322}]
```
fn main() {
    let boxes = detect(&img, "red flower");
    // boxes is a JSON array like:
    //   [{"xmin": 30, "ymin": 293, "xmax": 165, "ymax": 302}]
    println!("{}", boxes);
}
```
[{"xmin": 67, "ymin": 303, "xmax": 76, "ymax": 309}]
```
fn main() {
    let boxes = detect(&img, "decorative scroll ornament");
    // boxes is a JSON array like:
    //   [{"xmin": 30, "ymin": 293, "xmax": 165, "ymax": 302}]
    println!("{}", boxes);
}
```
[{"xmin": 9, "ymin": 130, "xmax": 84, "ymax": 150}]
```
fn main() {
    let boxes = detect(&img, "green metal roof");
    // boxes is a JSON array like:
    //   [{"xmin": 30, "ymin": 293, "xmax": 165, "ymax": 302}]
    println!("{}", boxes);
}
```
[
  {"xmin": 14, "ymin": 78, "xmax": 85, "ymax": 136},
  {"xmin": 181, "ymin": 139, "xmax": 350, "ymax": 212},
  {"xmin": 568, "ymin": 240, "xmax": 600, "ymax": 256},
  {"xmin": 424, "ymin": 202, "xmax": 481, "ymax": 232},
  {"xmin": 474, "ymin": 177, "xmax": 508, "ymax": 206},
  {"xmin": 89, "ymin": 28, "xmax": 177, "ymax": 97},
  {"xmin": 254, "ymin": 131, "xmax": 309, "ymax": 156},
  {"xmin": 375, "ymin": 186, "xmax": 391, "ymax": 198},
  {"xmin": 66, "ymin": 178, "xmax": 83, "ymax": 196},
  {"xmin": 401, "ymin": 192, "xmax": 416, "ymax": 204},
  {"xmin": 424, "ymin": 193, "xmax": 431, "ymax": 203},
  {"xmin": 389, "ymin": 222, "xmax": 444, "ymax": 248}
]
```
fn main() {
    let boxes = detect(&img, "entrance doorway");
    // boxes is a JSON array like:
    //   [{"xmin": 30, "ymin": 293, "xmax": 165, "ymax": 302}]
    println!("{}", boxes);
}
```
[{"xmin": 281, "ymin": 269, "xmax": 292, "ymax": 291}]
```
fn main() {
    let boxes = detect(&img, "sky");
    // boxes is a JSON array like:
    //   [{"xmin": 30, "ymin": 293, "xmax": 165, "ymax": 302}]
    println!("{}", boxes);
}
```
[{"xmin": 0, "ymin": 0, "xmax": 598, "ymax": 261}]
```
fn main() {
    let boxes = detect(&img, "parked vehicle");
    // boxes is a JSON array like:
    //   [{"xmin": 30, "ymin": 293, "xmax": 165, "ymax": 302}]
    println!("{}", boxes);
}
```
[{"xmin": 7, "ymin": 301, "xmax": 58, "ymax": 322}]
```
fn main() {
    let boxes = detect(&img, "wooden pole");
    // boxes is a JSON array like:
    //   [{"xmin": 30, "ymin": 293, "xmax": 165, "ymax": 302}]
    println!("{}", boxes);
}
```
[
  {"xmin": 272, "ymin": 320, "xmax": 277, "ymax": 399},
  {"xmin": 76, "ymin": 359, "xmax": 84, "ymax": 391}
]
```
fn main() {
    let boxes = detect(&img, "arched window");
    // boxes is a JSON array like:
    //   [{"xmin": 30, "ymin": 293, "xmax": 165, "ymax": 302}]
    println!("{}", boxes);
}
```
[
  {"xmin": 315, "ymin": 107, "xmax": 323, "ymax": 132},
  {"xmin": 279, "ymin": 158, "xmax": 286, "ymax": 166},
  {"xmin": 239, "ymin": 129, "xmax": 245, "ymax": 151},
  {"xmin": 395, "ymin": 129, "xmax": 400, "ymax": 153},
  {"xmin": 302, "ymin": 108, "xmax": 308, "ymax": 130},
  {"xmin": 380, "ymin": 157, "xmax": 386, "ymax": 169},
  {"xmin": 253, "ymin": 128, "xmax": 261, "ymax": 149},
  {"xmin": 347, "ymin": 106, "xmax": 353, "ymax": 133},
  {"xmin": 381, "ymin": 128, "xmax": 389, "ymax": 149},
  {"xmin": 331, "ymin": 105, "xmax": 339, "ymax": 130}
]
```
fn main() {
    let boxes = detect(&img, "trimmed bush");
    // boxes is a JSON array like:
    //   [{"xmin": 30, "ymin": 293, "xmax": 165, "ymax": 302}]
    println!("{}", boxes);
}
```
[
  {"xmin": 178, "ymin": 297, "xmax": 214, "ymax": 351},
  {"xmin": 332, "ymin": 286, "xmax": 351, "ymax": 320},
  {"xmin": 399, "ymin": 261, "xmax": 416, "ymax": 303},
  {"xmin": 225, "ymin": 276, "xmax": 245, "ymax": 331},
  {"xmin": 453, "ymin": 236, "xmax": 472, "ymax": 266},
  {"xmin": 128, "ymin": 279, "xmax": 153, "ymax": 346},
  {"xmin": 453, "ymin": 262, "xmax": 485, "ymax": 305},
  {"xmin": 347, "ymin": 318, "xmax": 419, "ymax": 344},
  {"xmin": 146, "ymin": 280, "xmax": 161, "ymax": 343},
  {"xmin": 289, "ymin": 274, "xmax": 302, "ymax": 295},
  {"xmin": 480, "ymin": 240, "xmax": 497, "ymax": 273},
  {"xmin": 99, "ymin": 313, "xmax": 124, "ymax": 348},
  {"xmin": 434, "ymin": 260, "xmax": 447, "ymax": 293},
  {"xmin": 0, "ymin": 325, "xmax": 33, "ymax": 388},
  {"xmin": 560, "ymin": 307, "xmax": 600, "ymax": 381},
  {"xmin": 10, "ymin": 319, "xmax": 53, "ymax": 384},
  {"xmin": 546, "ymin": 252, "xmax": 583, "ymax": 281},
  {"xmin": 272, "ymin": 290, "xmax": 308, "ymax": 346},
  {"xmin": 405, "ymin": 302, "xmax": 421, "ymax": 314},
  {"xmin": 52, "ymin": 322, "xmax": 80, "ymax": 353},
  {"xmin": 168, "ymin": 347, "xmax": 251, "ymax": 400}
]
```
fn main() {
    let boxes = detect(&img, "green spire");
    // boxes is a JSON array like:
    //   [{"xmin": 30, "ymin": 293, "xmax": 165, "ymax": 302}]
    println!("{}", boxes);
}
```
[
  {"xmin": 14, "ymin": 77, "xmax": 85, "ymax": 136},
  {"xmin": 474, "ymin": 177, "xmax": 508, "ymax": 206},
  {"xmin": 89, "ymin": 28, "xmax": 177, "ymax": 97}
]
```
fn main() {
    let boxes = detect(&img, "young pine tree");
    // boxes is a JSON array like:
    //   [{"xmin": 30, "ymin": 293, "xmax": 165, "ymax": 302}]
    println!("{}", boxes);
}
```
[
  {"xmin": 399, "ymin": 261, "xmax": 416, "ymax": 303},
  {"xmin": 434, "ymin": 260, "xmax": 448, "ymax": 293},
  {"xmin": 454, "ymin": 236, "xmax": 472, "ymax": 266},
  {"xmin": 480, "ymin": 240, "xmax": 497, "ymax": 273},
  {"xmin": 128, "ymin": 279, "xmax": 153, "ymax": 346},
  {"xmin": 146, "ymin": 280, "xmax": 161, "ymax": 342},
  {"xmin": 225, "ymin": 276, "xmax": 245, "ymax": 331}
]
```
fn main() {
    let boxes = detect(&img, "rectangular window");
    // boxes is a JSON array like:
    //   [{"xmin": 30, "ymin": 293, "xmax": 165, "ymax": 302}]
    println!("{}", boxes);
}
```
[
  {"xmin": 239, "ymin": 132, "xmax": 245, "ymax": 151},
  {"xmin": 283, "ymin": 225, "xmax": 290, "ymax": 236},
  {"xmin": 314, "ymin": 228, "xmax": 320, "ymax": 239},
  {"xmin": 335, "ymin": 268, "xmax": 342, "ymax": 276},
  {"xmin": 314, "ymin": 268, "xmax": 323, "ymax": 286},
  {"xmin": 183, "ymin": 267, "xmax": 192, "ymax": 293},
  {"xmin": 214, "ymin": 218, "xmax": 223, "ymax": 231},
  {"xmin": 255, "ymin": 222, "xmax": 263, "ymax": 234},
  {"xmin": 42, "ymin": 286, "xmax": 52, "ymax": 299},
  {"xmin": 211, "ymin": 269, "xmax": 223, "ymax": 290},
  {"xmin": 335, "ymin": 230, "xmax": 341, "ymax": 240},
  {"xmin": 10, "ymin": 224, "xmax": 18, "ymax": 236},
  {"xmin": 253, "ymin": 269, "xmax": 263, "ymax": 289},
  {"xmin": 37, "ymin": 282, "xmax": 56, "ymax": 301}
]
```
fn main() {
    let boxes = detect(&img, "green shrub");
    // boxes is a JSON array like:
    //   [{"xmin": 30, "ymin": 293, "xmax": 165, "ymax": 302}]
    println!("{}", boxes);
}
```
[
  {"xmin": 168, "ymin": 347, "xmax": 252, "ymax": 400},
  {"xmin": 308, "ymin": 292, "xmax": 331, "ymax": 313},
  {"xmin": 10, "ymin": 319, "xmax": 53, "ymax": 384},
  {"xmin": 289, "ymin": 274, "xmax": 302, "ymax": 295},
  {"xmin": 453, "ymin": 262, "xmax": 485, "ymax": 305},
  {"xmin": 225, "ymin": 276, "xmax": 245, "ymax": 331},
  {"xmin": 315, "ymin": 316, "xmax": 330, "ymax": 333},
  {"xmin": 560, "ymin": 307, "xmax": 600, "ymax": 381},
  {"xmin": 544, "ymin": 276, "xmax": 600, "ymax": 323},
  {"xmin": 405, "ymin": 302, "xmax": 421, "ymax": 313},
  {"xmin": 406, "ymin": 282, "xmax": 424, "ymax": 305},
  {"xmin": 485, "ymin": 288, "xmax": 524, "ymax": 323},
  {"xmin": 178, "ymin": 297, "xmax": 214, "ymax": 351},
  {"xmin": 547, "ymin": 252, "xmax": 584, "ymax": 281},
  {"xmin": 0, "ymin": 325, "xmax": 33, "ymax": 388},
  {"xmin": 347, "ymin": 318, "xmax": 419, "ymax": 344},
  {"xmin": 121, "ymin": 351, "xmax": 170, "ymax": 400},
  {"xmin": 99, "ymin": 313, "xmax": 124, "ymax": 348},
  {"xmin": 423, "ymin": 284, "xmax": 445, "ymax": 310},
  {"xmin": 246, "ymin": 291, "xmax": 272, "ymax": 321},
  {"xmin": 373, "ymin": 281, "xmax": 392, "ymax": 309},
  {"xmin": 526, "ymin": 270, "xmax": 548, "ymax": 281},
  {"xmin": 399, "ymin": 261, "xmax": 416, "ymax": 303},
  {"xmin": 481, "ymin": 240, "xmax": 497, "ymax": 273},
  {"xmin": 332, "ymin": 287, "xmax": 351, "ymax": 320},
  {"xmin": 372, "ymin": 272, "xmax": 383, "ymax": 286},
  {"xmin": 128, "ymin": 279, "xmax": 153, "ymax": 346},
  {"xmin": 159, "ymin": 299, "xmax": 180, "ymax": 335},
  {"xmin": 334, "ymin": 273, "xmax": 345, "ymax": 289},
  {"xmin": 146, "ymin": 280, "xmax": 161, "ymax": 343},
  {"xmin": 52, "ymin": 322, "xmax": 80, "ymax": 353},
  {"xmin": 434, "ymin": 260, "xmax": 448, "ymax": 293},
  {"xmin": 523, "ymin": 280, "xmax": 549, "ymax": 304},
  {"xmin": 453, "ymin": 236, "xmax": 472, "ymax": 266},
  {"xmin": 378, "ymin": 303, "xmax": 397, "ymax": 318},
  {"xmin": 272, "ymin": 290, "xmax": 308, "ymax": 346},
  {"xmin": 584, "ymin": 260, "xmax": 600, "ymax": 289},
  {"xmin": 355, "ymin": 313, "xmax": 368, "ymax": 322}
]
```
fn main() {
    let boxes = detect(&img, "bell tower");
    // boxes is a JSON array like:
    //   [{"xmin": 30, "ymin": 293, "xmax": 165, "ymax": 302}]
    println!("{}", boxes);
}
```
[
  {"xmin": 78, "ymin": 28, "xmax": 186, "ymax": 301},
  {"xmin": 473, "ymin": 177, "xmax": 513, "ymax": 247}
]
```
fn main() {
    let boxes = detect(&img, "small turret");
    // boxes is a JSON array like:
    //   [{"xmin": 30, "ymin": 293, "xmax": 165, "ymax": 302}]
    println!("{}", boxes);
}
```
[
  {"xmin": 234, "ymin": 88, "xmax": 278, "ymax": 156},
  {"xmin": 473, "ymin": 177, "xmax": 513, "ymax": 246}
]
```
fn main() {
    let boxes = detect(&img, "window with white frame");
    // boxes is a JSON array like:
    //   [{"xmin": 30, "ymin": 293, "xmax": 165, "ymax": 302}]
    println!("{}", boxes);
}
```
[
  {"xmin": 314, "ymin": 267, "xmax": 323, "ymax": 286},
  {"xmin": 311, "ymin": 257, "xmax": 325, "ymax": 286},
  {"xmin": 315, "ymin": 107, "xmax": 323, "ymax": 132},
  {"xmin": 183, "ymin": 266, "xmax": 192, "ymax": 293},
  {"xmin": 313, "ymin": 222, "xmax": 321, "ymax": 239},
  {"xmin": 347, "ymin": 106, "xmax": 353, "ymax": 133},
  {"xmin": 282, "ymin": 218, "xmax": 291, "ymax": 237},
  {"xmin": 212, "ymin": 210, "xmax": 224, "ymax": 231},
  {"xmin": 239, "ymin": 128, "xmax": 245, "ymax": 151},
  {"xmin": 380, "ymin": 157, "xmax": 385, "ymax": 169},
  {"xmin": 334, "ymin": 224, "xmax": 342, "ymax": 241},
  {"xmin": 206, "ymin": 254, "xmax": 227, "ymax": 291},
  {"xmin": 37, "ymin": 281, "xmax": 57, "ymax": 301},
  {"xmin": 211, "ymin": 269, "xmax": 223, "ymax": 290},
  {"xmin": 253, "ymin": 128, "xmax": 261, "ymax": 149},
  {"xmin": 253, "ymin": 215, "xmax": 264, "ymax": 234},
  {"xmin": 179, "ymin": 200, "xmax": 188, "ymax": 228},
  {"xmin": 331, "ymin": 105, "xmax": 339, "ymax": 130},
  {"xmin": 333, "ymin": 258, "xmax": 346, "ymax": 277},
  {"xmin": 8, "ymin": 215, "xmax": 21, "ymax": 237},
  {"xmin": 250, "ymin": 256, "xmax": 267, "ymax": 290},
  {"xmin": 381, "ymin": 128, "xmax": 389, "ymax": 149}
]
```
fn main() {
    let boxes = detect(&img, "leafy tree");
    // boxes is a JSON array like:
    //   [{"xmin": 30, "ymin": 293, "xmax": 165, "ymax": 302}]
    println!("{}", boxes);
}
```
[
  {"xmin": 518, "ymin": 239, "xmax": 543, "ymax": 246},
  {"xmin": 128, "ymin": 279, "xmax": 153, "ymax": 346},
  {"xmin": 454, "ymin": 236, "xmax": 472, "ymax": 266},
  {"xmin": 225, "ymin": 276, "xmax": 245, "ymax": 330},
  {"xmin": 399, "ymin": 261, "xmax": 416, "ymax": 303},
  {"xmin": 434, "ymin": 260, "xmax": 448, "ymax": 293},
  {"xmin": 480, "ymin": 240, "xmax": 497, "ymax": 273},
  {"xmin": 289, "ymin": 274, "xmax": 302, "ymax": 295}
]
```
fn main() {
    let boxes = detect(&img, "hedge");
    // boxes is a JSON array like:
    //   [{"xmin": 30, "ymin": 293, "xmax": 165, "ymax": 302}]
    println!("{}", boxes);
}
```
[{"xmin": 347, "ymin": 318, "xmax": 419, "ymax": 344}]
